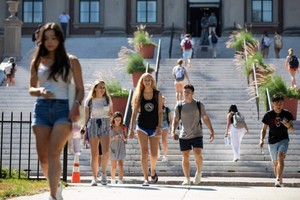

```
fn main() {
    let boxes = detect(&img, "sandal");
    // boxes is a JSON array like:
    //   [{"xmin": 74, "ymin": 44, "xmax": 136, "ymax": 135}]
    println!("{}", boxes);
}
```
[{"xmin": 149, "ymin": 168, "xmax": 158, "ymax": 183}]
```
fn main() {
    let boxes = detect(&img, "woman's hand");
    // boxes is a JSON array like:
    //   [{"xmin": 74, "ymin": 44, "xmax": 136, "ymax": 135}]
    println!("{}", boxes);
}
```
[
  {"xmin": 128, "ymin": 129, "xmax": 134, "ymax": 139},
  {"xmin": 155, "ymin": 126, "xmax": 162, "ymax": 136}
]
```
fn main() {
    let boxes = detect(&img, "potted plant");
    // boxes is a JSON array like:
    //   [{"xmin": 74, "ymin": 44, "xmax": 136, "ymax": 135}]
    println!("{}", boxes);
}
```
[
  {"xmin": 133, "ymin": 24, "xmax": 157, "ymax": 59},
  {"xmin": 105, "ymin": 78, "xmax": 129, "ymax": 115},
  {"xmin": 118, "ymin": 47, "xmax": 154, "ymax": 87},
  {"xmin": 259, "ymin": 74, "xmax": 300, "ymax": 119}
]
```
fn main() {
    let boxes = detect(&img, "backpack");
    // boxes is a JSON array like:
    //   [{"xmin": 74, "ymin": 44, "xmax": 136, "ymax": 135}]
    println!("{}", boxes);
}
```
[
  {"xmin": 232, "ymin": 112, "xmax": 245, "ymax": 129},
  {"xmin": 211, "ymin": 35, "xmax": 218, "ymax": 44},
  {"xmin": 289, "ymin": 55, "xmax": 299, "ymax": 68},
  {"xmin": 174, "ymin": 66, "xmax": 185, "ymax": 81},
  {"xmin": 184, "ymin": 39, "xmax": 192, "ymax": 50},
  {"xmin": 263, "ymin": 36, "xmax": 271, "ymax": 47},
  {"xmin": 4, "ymin": 64, "xmax": 12, "ymax": 75},
  {"xmin": 178, "ymin": 101, "xmax": 202, "ymax": 126}
]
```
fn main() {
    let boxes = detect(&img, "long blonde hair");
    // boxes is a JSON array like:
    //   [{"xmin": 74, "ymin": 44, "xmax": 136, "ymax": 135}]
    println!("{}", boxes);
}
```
[
  {"xmin": 288, "ymin": 48, "xmax": 294, "ymax": 56},
  {"xmin": 131, "ymin": 73, "xmax": 157, "ymax": 109},
  {"xmin": 86, "ymin": 80, "xmax": 110, "ymax": 103}
]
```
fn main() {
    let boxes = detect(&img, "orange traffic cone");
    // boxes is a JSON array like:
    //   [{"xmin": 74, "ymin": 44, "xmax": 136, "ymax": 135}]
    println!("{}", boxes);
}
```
[{"xmin": 71, "ymin": 154, "xmax": 80, "ymax": 183}]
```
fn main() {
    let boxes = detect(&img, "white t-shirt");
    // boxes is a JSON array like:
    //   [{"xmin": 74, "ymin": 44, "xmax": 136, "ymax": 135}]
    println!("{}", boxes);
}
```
[{"xmin": 85, "ymin": 97, "xmax": 111, "ymax": 118}]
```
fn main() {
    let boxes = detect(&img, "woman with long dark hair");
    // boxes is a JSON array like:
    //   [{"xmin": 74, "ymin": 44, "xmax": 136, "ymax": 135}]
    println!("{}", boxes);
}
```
[
  {"xmin": 29, "ymin": 22, "xmax": 84, "ymax": 200},
  {"xmin": 225, "ymin": 105, "xmax": 249, "ymax": 162}
]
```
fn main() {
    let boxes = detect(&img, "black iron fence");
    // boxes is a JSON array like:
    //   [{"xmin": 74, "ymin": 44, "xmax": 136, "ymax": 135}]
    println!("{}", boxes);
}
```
[{"xmin": 0, "ymin": 112, "xmax": 68, "ymax": 181}]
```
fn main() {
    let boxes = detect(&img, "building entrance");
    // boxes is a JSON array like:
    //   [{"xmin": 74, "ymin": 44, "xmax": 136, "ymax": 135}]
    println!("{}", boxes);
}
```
[{"xmin": 187, "ymin": 3, "xmax": 220, "ymax": 37}]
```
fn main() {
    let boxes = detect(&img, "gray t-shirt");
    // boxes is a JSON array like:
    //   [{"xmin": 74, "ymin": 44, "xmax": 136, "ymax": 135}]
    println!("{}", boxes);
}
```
[{"xmin": 174, "ymin": 100, "xmax": 206, "ymax": 139}]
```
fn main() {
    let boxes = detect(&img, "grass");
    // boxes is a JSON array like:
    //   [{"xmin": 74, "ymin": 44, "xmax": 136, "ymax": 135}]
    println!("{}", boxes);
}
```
[{"xmin": 0, "ymin": 178, "xmax": 49, "ymax": 199}]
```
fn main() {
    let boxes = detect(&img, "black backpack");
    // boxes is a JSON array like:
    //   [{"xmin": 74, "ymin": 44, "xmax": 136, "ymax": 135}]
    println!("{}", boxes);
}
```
[
  {"xmin": 211, "ymin": 35, "xmax": 218, "ymax": 44},
  {"xmin": 289, "ymin": 55, "xmax": 299, "ymax": 68},
  {"xmin": 178, "ymin": 100, "xmax": 202, "ymax": 126}
]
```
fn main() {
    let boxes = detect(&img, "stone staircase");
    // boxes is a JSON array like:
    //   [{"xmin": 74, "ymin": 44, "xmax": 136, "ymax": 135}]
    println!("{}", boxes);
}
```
[{"xmin": 1, "ymin": 57, "xmax": 300, "ymax": 179}]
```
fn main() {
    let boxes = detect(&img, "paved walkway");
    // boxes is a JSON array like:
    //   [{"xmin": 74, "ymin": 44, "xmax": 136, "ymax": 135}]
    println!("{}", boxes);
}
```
[{"xmin": 8, "ymin": 177, "xmax": 300, "ymax": 200}]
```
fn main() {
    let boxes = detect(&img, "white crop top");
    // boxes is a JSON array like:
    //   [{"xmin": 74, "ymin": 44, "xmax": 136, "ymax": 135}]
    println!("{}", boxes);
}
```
[
  {"xmin": 37, "ymin": 64, "xmax": 70, "ymax": 99},
  {"xmin": 85, "ymin": 97, "xmax": 111, "ymax": 119}
]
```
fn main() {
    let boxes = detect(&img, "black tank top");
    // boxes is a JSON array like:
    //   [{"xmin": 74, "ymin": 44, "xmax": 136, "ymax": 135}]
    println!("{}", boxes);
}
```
[{"xmin": 137, "ymin": 90, "xmax": 159, "ymax": 129}]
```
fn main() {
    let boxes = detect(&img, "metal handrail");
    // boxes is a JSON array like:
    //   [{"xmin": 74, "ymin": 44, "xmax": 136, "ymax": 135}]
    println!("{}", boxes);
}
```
[
  {"xmin": 169, "ymin": 23, "xmax": 174, "ymax": 58},
  {"xmin": 265, "ymin": 88, "xmax": 272, "ymax": 111},
  {"xmin": 155, "ymin": 39, "xmax": 161, "ymax": 83}
]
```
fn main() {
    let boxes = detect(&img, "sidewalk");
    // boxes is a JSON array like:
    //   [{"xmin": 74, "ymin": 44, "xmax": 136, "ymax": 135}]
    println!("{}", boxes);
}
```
[{"xmin": 9, "ymin": 176, "xmax": 300, "ymax": 200}]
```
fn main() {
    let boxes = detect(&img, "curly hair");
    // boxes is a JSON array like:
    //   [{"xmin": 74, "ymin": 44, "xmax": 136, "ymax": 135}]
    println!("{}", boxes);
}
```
[{"xmin": 131, "ymin": 73, "xmax": 157, "ymax": 109}]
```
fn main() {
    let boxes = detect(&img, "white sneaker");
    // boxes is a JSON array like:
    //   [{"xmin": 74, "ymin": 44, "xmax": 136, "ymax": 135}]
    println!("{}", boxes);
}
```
[
  {"xmin": 182, "ymin": 178, "xmax": 191, "ymax": 185},
  {"xmin": 118, "ymin": 180, "xmax": 123, "ymax": 184},
  {"xmin": 111, "ymin": 179, "xmax": 116, "ymax": 184},
  {"xmin": 275, "ymin": 179, "xmax": 281, "ymax": 187},
  {"xmin": 193, "ymin": 172, "xmax": 202, "ymax": 185},
  {"xmin": 162, "ymin": 156, "xmax": 168, "ymax": 163},
  {"xmin": 56, "ymin": 182, "xmax": 63, "ymax": 200},
  {"xmin": 49, "ymin": 197, "xmax": 56, "ymax": 200},
  {"xmin": 101, "ymin": 173, "xmax": 107, "ymax": 185},
  {"xmin": 142, "ymin": 180, "xmax": 149, "ymax": 186},
  {"xmin": 91, "ymin": 177, "xmax": 98, "ymax": 186}
]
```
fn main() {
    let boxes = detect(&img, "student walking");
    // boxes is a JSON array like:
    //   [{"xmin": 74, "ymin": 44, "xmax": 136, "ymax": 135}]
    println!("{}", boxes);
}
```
[
  {"xmin": 161, "ymin": 96, "xmax": 172, "ymax": 162},
  {"xmin": 260, "ymin": 94, "xmax": 294, "ymax": 187},
  {"xmin": 180, "ymin": 34, "xmax": 194, "ymax": 68},
  {"xmin": 172, "ymin": 59, "xmax": 190, "ymax": 103},
  {"xmin": 274, "ymin": 31, "xmax": 283, "ymax": 59},
  {"xmin": 225, "ymin": 105, "xmax": 249, "ymax": 162},
  {"xmin": 29, "ymin": 22, "xmax": 84, "ymax": 200},
  {"xmin": 4, "ymin": 57, "xmax": 17, "ymax": 87},
  {"xmin": 285, "ymin": 48, "xmax": 299, "ymax": 88},
  {"xmin": 58, "ymin": 11, "xmax": 70, "ymax": 38},
  {"xmin": 110, "ymin": 111, "xmax": 127, "ymax": 184},
  {"xmin": 128, "ymin": 73, "xmax": 163, "ymax": 186},
  {"xmin": 208, "ymin": 31, "xmax": 218, "ymax": 58},
  {"xmin": 83, "ymin": 80, "xmax": 113, "ymax": 186},
  {"xmin": 171, "ymin": 84, "xmax": 215, "ymax": 185},
  {"xmin": 260, "ymin": 30, "xmax": 271, "ymax": 59}
]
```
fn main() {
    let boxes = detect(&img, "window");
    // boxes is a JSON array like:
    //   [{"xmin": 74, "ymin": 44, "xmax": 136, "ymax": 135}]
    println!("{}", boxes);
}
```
[
  {"xmin": 23, "ymin": 0, "xmax": 43, "ymax": 23},
  {"xmin": 80, "ymin": 0, "xmax": 100, "ymax": 23},
  {"xmin": 252, "ymin": 0, "xmax": 272, "ymax": 22},
  {"xmin": 137, "ymin": 0, "xmax": 157, "ymax": 23}
]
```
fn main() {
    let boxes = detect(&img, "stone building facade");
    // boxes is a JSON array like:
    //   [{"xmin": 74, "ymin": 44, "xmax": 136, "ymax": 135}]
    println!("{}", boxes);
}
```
[{"xmin": 0, "ymin": 0, "xmax": 299, "ymax": 37}]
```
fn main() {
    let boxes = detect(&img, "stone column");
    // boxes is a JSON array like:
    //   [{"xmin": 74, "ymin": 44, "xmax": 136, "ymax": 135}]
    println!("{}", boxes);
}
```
[{"xmin": 4, "ymin": 1, "xmax": 23, "ymax": 61}]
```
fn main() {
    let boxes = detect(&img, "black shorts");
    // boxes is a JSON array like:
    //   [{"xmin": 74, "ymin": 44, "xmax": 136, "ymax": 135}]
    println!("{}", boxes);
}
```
[{"xmin": 179, "ymin": 136, "xmax": 203, "ymax": 151}]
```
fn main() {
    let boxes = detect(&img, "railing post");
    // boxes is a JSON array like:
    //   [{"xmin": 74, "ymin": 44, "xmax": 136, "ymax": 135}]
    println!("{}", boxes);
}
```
[
  {"xmin": 266, "ymin": 88, "xmax": 272, "ymax": 111},
  {"xmin": 252, "ymin": 64, "xmax": 260, "ymax": 120},
  {"xmin": 18, "ymin": 112, "xmax": 23, "ymax": 178}
]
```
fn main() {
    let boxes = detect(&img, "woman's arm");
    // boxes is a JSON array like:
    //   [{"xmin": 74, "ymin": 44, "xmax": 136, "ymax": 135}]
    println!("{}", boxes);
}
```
[
  {"xmin": 225, "ymin": 113, "xmax": 231, "ymax": 136},
  {"xmin": 156, "ymin": 91, "xmax": 163, "ymax": 136},
  {"xmin": 69, "ymin": 56, "xmax": 84, "ymax": 122}
]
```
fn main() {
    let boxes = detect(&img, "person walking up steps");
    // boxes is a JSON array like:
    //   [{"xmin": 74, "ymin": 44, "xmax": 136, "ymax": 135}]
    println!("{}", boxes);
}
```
[
  {"xmin": 83, "ymin": 80, "xmax": 113, "ymax": 186},
  {"xmin": 171, "ymin": 84, "xmax": 215, "ymax": 185},
  {"xmin": 285, "ymin": 48, "xmax": 299, "ymax": 89},
  {"xmin": 110, "ymin": 111, "xmax": 127, "ymax": 184},
  {"xmin": 225, "ymin": 105, "xmax": 249, "ymax": 162},
  {"xmin": 180, "ymin": 34, "xmax": 194, "ymax": 68},
  {"xmin": 172, "ymin": 59, "xmax": 190, "ymax": 103},
  {"xmin": 29, "ymin": 22, "xmax": 84, "ymax": 200}
]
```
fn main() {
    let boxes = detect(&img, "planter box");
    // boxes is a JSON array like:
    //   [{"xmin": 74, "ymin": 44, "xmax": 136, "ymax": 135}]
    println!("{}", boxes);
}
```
[
  {"xmin": 111, "ymin": 97, "xmax": 128, "ymax": 115},
  {"xmin": 131, "ymin": 71, "xmax": 143, "ymax": 87},
  {"xmin": 138, "ymin": 44, "xmax": 155, "ymax": 59},
  {"xmin": 283, "ymin": 97, "xmax": 298, "ymax": 120}
]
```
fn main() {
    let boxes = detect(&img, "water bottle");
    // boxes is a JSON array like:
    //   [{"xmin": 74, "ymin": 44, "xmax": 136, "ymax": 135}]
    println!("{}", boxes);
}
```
[{"xmin": 224, "ymin": 136, "xmax": 230, "ymax": 145}]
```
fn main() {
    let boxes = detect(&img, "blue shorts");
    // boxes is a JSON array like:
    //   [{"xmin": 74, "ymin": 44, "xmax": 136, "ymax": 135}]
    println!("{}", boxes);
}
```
[
  {"xmin": 179, "ymin": 136, "xmax": 203, "ymax": 151},
  {"xmin": 32, "ymin": 99, "xmax": 71, "ymax": 128},
  {"xmin": 136, "ymin": 125, "xmax": 156, "ymax": 137},
  {"xmin": 183, "ymin": 49, "xmax": 192, "ymax": 60},
  {"xmin": 162, "ymin": 121, "xmax": 170, "ymax": 131},
  {"xmin": 268, "ymin": 139, "xmax": 289, "ymax": 161}
]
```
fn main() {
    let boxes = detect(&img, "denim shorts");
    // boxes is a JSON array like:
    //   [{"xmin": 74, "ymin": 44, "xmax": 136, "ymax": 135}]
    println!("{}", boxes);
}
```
[
  {"xmin": 32, "ymin": 99, "xmax": 71, "ymax": 128},
  {"xmin": 162, "ymin": 121, "xmax": 170, "ymax": 131},
  {"xmin": 183, "ymin": 49, "xmax": 192, "ymax": 59},
  {"xmin": 268, "ymin": 139, "xmax": 289, "ymax": 161},
  {"xmin": 136, "ymin": 125, "xmax": 156, "ymax": 137},
  {"xmin": 179, "ymin": 136, "xmax": 203, "ymax": 151}
]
